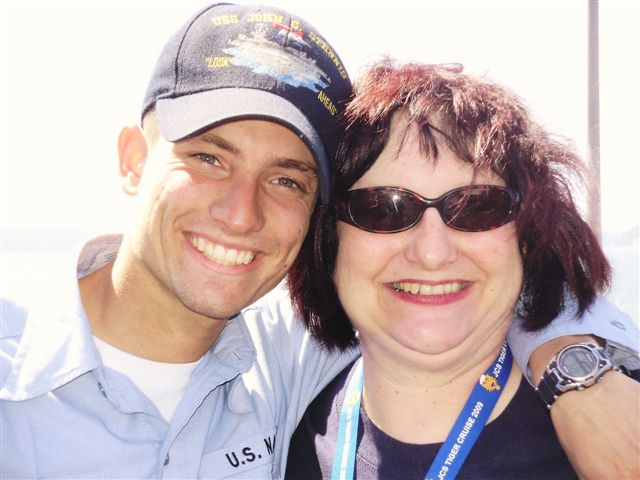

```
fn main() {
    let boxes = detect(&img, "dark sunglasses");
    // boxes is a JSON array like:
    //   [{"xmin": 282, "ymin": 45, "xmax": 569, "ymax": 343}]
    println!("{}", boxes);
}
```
[{"xmin": 336, "ymin": 185, "xmax": 521, "ymax": 234}]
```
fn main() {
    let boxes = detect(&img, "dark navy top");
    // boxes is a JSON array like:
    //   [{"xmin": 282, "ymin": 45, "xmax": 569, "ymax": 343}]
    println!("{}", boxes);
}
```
[{"xmin": 286, "ymin": 359, "xmax": 578, "ymax": 479}]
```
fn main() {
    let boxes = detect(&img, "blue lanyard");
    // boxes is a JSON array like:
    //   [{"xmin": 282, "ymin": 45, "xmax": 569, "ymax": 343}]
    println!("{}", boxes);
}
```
[{"xmin": 331, "ymin": 342, "xmax": 513, "ymax": 480}]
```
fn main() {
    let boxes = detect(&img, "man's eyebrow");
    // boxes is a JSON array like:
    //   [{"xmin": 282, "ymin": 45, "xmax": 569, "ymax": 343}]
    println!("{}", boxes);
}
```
[
  {"xmin": 193, "ymin": 131, "xmax": 240, "ymax": 154},
  {"xmin": 275, "ymin": 158, "xmax": 317, "ymax": 175},
  {"xmin": 190, "ymin": 131, "xmax": 316, "ymax": 174}
]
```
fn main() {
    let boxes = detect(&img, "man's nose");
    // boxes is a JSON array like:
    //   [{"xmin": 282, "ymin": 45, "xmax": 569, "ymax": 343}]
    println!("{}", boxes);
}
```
[{"xmin": 208, "ymin": 177, "xmax": 266, "ymax": 234}]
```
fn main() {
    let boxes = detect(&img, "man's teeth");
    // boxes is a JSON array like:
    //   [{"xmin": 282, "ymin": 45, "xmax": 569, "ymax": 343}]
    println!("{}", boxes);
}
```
[
  {"xmin": 190, "ymin": 235, "xmax": 255, "ymax": 265},
  {"xmin": 392, "ymin": 282, "xmax": 463, "ymax": 295}
]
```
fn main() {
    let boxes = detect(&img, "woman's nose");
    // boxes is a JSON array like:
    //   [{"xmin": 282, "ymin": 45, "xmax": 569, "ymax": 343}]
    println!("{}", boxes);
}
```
[{"xmin": 404, "ymin": 207, "xmax": 459, "ymax": 270}]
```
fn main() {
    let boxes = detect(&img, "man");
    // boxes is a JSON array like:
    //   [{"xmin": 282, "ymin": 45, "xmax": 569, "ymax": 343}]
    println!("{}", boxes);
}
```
[{"xmin": 1, "ymin": 3, "xmax": 638, "ymax": 478}]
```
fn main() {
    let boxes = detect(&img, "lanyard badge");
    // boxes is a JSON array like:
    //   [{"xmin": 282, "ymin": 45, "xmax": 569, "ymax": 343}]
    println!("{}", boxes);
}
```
[{"xmin": 331, "ymin": 341, "xmax": 513, "ymax": 480}]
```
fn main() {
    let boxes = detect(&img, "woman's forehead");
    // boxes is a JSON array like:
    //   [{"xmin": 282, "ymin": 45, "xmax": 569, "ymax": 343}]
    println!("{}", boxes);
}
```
[{"xmin": 362, "ymin": 142, "xmax": 502, "ymax": 188}]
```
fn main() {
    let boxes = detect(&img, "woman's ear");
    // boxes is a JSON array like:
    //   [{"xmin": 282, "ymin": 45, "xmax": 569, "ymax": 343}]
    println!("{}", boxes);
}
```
[{"xmin": 118, "ymin": 125, "xmax": 148, "ymax": 196}]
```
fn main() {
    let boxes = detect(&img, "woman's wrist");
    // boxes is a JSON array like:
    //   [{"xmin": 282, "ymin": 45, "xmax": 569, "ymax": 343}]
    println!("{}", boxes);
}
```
[{"xmin": 528, "ymin": 334, "xmax": 601, "ymax": 384}]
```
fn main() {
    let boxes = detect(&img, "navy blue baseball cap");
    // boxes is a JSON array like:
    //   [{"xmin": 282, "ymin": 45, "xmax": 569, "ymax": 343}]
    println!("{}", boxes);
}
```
[{"xmin": 142, "ymin": 2, "xmax": 353, "ymax": 202}]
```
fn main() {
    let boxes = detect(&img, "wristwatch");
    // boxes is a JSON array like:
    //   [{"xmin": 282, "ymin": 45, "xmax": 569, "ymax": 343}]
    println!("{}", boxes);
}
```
[{"xmin": 536, "ymin": 343, "xmax": 620, "ymax": 409}]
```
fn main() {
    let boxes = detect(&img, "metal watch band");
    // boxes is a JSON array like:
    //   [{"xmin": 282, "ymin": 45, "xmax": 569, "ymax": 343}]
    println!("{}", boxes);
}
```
[
  {"xmin": 536, "ymin": 343, "xmax": 618, "ymax": 409},
  {"xmin": 537, "ymin": 368, "xmax": 564, "ymax": 408}
]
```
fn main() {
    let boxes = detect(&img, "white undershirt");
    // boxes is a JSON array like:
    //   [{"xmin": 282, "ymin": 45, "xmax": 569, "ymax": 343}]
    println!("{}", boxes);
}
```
[{"xmin": 93, "ymin": 336, "xmax": 202, "ymax": 422}]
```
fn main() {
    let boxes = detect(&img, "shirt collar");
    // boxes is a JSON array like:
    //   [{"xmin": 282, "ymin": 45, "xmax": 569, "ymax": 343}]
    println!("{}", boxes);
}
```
[
  {"xmin": 0, "ymin": 235, "xmax": 123, "ymax": 400},
  {"xmin": 2, "ymin": 234, "xmax": 258, "ymax": 401},
  {"xmin": 196, "ymin": 313, "xmax": 256, "ymax": 379}
]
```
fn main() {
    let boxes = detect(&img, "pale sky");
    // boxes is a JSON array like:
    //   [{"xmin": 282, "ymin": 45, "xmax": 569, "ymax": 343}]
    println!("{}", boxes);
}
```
[{"xmin": 0, "ymin": 0, "xmax": 638, "ymax": 235}]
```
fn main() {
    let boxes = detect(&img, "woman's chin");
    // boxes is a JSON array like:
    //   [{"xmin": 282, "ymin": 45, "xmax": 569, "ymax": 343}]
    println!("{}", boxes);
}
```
[{"xmin": 366, "ymin": 324, "xmax": 472, "ymax": 363}]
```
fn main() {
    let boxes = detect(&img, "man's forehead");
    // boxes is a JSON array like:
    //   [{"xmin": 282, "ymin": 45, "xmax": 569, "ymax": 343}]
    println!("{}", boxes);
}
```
[{"xmin": 179, "ymin": 119, "xmax": 317, "ymax": 166}]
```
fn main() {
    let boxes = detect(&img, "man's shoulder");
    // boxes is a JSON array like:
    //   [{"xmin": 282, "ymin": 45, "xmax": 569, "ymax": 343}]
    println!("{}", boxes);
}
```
[
  {"xmin": 241, "ymin": 283, "xmax": 301, "ymax": 335},
  {"xmin": 1, "ymin": 294, "xmax": 30, "ymax": 342},
  {"xmin": 237, "ymin": 282, "xmax": 357, "ymax": 387},
  {"xmin": 0, "ymin": 294, "xmax": 31, "ymax": 391}
]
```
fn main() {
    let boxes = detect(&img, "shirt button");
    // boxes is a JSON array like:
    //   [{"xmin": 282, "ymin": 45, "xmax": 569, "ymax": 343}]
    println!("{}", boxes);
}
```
[
  {"xmin": 611, "ymin": 320, "xmax": 627, "ymax": 330},
  {"xmin": 164, "ymin": 454, "xmax": 170, "ymax": 466},
  {"xmin": 97, "ymin": 382, "xmax": 107, "ymax": 398}
]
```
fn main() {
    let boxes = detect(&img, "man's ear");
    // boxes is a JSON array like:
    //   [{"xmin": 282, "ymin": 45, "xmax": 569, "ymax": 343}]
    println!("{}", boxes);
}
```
[{"xmin": 118, "ymin": 125, "xmax": 148, "ymax": 196}]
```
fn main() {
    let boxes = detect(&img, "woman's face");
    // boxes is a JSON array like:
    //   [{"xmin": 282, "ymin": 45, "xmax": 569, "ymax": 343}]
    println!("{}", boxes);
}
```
[{"xmin": 334, "ymin": 117, "xmax": 523, "ymax": 366}]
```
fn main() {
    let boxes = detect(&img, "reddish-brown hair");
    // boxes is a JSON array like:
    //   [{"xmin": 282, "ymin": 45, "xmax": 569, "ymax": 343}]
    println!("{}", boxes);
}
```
[{"xmin": 287, "ymin": 59, "xmax": 610, "ymax": 351}]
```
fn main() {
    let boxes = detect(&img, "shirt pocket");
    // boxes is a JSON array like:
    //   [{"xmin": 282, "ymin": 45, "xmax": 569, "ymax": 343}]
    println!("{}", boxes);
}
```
[{"xmin": 200, "ymin": 428, "xmax": 277, "ymax": 479}]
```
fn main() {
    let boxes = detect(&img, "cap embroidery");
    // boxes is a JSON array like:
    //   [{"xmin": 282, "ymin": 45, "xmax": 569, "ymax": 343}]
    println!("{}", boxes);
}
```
[
  {"xmin": 222, "ymin": 24, "xmax": 329, "ymax": 93},
  {"xmin": 307, "ymin": 31, "xmax": 348, "ymax": 80}
]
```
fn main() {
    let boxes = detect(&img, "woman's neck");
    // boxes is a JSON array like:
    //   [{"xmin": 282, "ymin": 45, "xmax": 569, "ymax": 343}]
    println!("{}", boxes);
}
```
[{"xmin": 359, "ymin": 340, "xmax": 521, "ymax": 444}]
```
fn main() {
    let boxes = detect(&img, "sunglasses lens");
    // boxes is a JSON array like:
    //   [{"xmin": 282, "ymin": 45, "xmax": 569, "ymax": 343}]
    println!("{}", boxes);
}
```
[
  {"xmin": 348, "ymin": 189, "xmax": 423, "ymax": 233},
  {"xmin": 442, "ymin": 187, "xmax": 515, "ymax": 231},
  {"xmin": 341, "ymin": 186, "xmax": 518, "ymax": 233}
]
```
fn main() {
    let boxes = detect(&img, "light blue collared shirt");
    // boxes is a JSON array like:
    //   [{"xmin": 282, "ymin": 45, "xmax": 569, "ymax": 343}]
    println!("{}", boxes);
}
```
[
  {"xmin": 508, "ymin": 295, "xmax": 639, "ymax": 382},
  {"xmin": 0, "ymin": 235, "xmax": 356, "ymax": 479}
]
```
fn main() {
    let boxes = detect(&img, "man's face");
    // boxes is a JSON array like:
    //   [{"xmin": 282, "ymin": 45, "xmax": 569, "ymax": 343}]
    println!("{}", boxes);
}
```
[{"xmin": 125, "ymin": 119, "xmax": 318, "ymax": 320}]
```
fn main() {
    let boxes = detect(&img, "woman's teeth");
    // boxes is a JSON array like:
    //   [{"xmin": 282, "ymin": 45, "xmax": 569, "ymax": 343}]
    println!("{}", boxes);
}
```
[{"xmin": 392, "ymin": 282, "xmax": 463, "ymax": 295}]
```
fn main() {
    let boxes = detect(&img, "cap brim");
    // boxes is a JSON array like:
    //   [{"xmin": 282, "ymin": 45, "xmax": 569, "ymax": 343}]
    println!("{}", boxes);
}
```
[{"xmin": 155, "ymin": 88, "xmax": 330, "ymax": 203}]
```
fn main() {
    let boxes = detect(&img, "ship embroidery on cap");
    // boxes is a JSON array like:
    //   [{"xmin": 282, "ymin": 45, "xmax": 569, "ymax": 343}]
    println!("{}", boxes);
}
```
[{"xmin": 223, "ymin": 23, "xmax": 330, "ymax": 93}]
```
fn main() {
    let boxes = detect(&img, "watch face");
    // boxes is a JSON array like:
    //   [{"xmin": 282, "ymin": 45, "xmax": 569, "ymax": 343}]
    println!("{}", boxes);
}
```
[{"xmin": 558, "ymin": 346, "xmax": 598, "ymax": 378}]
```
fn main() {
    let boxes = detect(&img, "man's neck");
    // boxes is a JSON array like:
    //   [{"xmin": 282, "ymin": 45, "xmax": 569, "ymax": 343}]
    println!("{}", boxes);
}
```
[{"xmin": 79, "ymin": 252, "xmax": 227, "ymax": 363}]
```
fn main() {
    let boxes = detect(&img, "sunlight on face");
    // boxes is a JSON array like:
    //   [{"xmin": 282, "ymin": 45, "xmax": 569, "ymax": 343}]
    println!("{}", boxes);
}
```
[
  {"xmin": 127, "ymin": 119, "xmax": 318, "ymax": 320},
  {"xmin": 334, "ymin": 117, "xmax": 523, "ymax": 368}
]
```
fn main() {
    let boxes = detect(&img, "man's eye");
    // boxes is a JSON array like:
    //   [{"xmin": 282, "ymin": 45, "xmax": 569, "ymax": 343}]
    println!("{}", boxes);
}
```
[
  {"xmin": 276, "ymin": 177, "xmax": 303, "ymax": 191},
  {"xmin": 195, "ymin": 153, "xmax": 220, "ymax": 166}
]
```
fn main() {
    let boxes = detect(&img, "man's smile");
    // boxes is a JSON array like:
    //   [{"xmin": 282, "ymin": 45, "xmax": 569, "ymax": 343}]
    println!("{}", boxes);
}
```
[{"xmin": 188, "ymin": 233, "xmax": 256, "ymax": 266}]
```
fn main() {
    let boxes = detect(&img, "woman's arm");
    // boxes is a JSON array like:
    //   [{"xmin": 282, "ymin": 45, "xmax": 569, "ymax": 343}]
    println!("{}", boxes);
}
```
[
  {"xmin": 509, "ymin": 295, "xmax": 640, "ymax": 479},
  {"xmin": 529, "ymin": 335, "xmax": 640, "ymax": 480}
]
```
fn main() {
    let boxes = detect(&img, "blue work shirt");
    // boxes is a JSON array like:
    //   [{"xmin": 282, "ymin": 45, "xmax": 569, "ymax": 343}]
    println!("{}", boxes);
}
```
[{"xmin": 0, "ymin": 235, "xmax": 356, "ymax": 478}]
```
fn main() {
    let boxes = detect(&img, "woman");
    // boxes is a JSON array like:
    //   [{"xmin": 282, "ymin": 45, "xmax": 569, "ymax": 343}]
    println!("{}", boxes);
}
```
[{"xmin": 285, "ymin": 60, "xmax": 614, "ymax": 478}]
